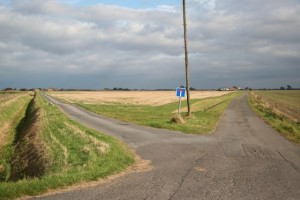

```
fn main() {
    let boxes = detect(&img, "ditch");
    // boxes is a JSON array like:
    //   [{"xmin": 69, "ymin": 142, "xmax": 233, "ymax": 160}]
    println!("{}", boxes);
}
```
[{"xmin": 9, "ymin": 94, "xmax": 49, "ymax": 181}]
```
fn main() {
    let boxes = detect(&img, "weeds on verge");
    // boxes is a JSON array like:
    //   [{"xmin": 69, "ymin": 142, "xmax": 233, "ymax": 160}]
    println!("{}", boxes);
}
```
[{"xmin": 249, "ymin": 91, "xmax": 300, "ymax": 144}]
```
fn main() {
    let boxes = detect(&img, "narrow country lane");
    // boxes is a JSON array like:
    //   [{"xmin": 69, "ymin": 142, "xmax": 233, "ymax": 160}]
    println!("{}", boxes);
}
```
[{"xmin": 32, "ymin": 93, "xmax": 300, "ymax": 200}]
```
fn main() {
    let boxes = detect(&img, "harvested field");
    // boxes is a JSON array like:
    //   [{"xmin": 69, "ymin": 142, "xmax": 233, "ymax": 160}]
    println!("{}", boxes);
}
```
[
  {"xmin": 252, "ymin": 90, "xmax": 300, "ymax": 122},
  {"xmin": 49, "ymin": 91, "xmax": 231, "ymax": 106}
]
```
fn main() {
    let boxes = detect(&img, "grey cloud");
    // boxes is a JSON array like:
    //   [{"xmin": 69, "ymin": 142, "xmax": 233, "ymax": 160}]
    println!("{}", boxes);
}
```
[
  {"xmin": 11, "ymin": 0, "xmax": 71, "ymax": 15},
  {"xmin": 0, "ymin": 0, "xmax": 299, "ymax": 89}
]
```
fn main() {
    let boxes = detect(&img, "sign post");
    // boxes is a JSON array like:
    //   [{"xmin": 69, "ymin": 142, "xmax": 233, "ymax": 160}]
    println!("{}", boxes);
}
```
[{"xmin": 176, "ymin": 87, "xmax": 186, "ymax": 114}]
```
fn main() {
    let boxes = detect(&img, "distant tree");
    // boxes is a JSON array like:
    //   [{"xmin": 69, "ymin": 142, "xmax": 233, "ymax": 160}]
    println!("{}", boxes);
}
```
[
  {"xmin": 112, "ymin": 87, "xmax": 131, "ymax": 91},
  {"xmin": 280, "ymin": 86, "xmax": 286, "ymax": 90},
  {"xmin": 4, "ymin": 87, "xmax": 15, "ymax": 91},
  {"xmin": 190, "ymin": 87, "xmax": 196, "ymax": 91},
  {"xmin": 287, "ymin": 85, "xmax": 292, "ymax": 90}
]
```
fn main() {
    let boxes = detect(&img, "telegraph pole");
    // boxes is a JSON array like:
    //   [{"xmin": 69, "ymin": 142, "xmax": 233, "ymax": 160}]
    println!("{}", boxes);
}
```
[{"xmin": 183, "ymin": 0, "xmax": 191, "ymax": 117}]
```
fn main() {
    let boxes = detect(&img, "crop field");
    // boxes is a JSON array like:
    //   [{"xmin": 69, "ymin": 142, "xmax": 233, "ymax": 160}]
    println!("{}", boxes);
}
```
[
  {"xmin": 49, "ymin": 90, "xmax": 231, "ymax": 106},
  {"xmin": 49, "ymin": 91, "xmax": 240, "ymax": 134},
  {"xmin": 0, "ymin": 92, "xmax": 134, "ymax": 199},
  {"xmin": 252, "ymin": 90, "xmax": 300, "ymax": 122},
  {"xmin": 249, "ymin": 90, "xmax": 300, "ymax": 144}
]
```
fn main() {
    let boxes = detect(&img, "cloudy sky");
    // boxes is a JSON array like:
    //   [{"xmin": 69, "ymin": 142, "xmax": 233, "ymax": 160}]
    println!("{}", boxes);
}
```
[{"xmin": 0, "ymin": 0, "xmax": 299, "ymax": 89}]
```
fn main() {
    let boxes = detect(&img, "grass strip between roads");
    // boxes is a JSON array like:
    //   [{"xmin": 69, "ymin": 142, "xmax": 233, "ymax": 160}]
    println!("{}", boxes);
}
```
[
  {"xmin": 0, "ymin": 92, "xmax": 134, "ymax": 199},
  {"xmin": 249, "ymin": 90, "xmax": 300, "ymax": 144},
  {"xmin": 78, "ymin": 92, "xmax": 241, "ymax": 134}
]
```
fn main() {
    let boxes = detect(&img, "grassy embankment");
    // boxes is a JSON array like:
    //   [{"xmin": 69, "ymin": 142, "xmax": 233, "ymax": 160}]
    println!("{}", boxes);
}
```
[
  {"xmin": 77, "ymin": 92, "xmax": 241, "ymax": 134},
  {"xmin": 0, "ymin": 92, "xmax": 32, "ymax": 182},
  {"xmin": 249, "ymin": 90, "xmax": 300, "ymax": 144},
  {"xmin": 0, "ymin": 92, "xmax": 134, "ymax": 199}
]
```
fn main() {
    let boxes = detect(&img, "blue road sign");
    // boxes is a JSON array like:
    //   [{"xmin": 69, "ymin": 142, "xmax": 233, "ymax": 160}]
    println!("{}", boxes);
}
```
[{"xmin": 176, "ymin": 87, "xmax": 186, "ymax": 97}]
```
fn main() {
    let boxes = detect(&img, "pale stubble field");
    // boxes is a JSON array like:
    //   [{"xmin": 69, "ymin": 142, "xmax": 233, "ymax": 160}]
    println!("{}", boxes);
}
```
[{"xmin": 49, "ymin": 91, "xmax": 231, "ymax": 106}]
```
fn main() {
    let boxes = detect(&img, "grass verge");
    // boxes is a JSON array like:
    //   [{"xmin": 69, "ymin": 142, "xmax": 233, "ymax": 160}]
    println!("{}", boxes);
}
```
[
  {"xmin": 249, "ymin": 91, "xmax": 300, "ymax": 144},
  {"xmin": 0, "ymin": 92, "xmax": 134, "ymax": 199},
  {"xmin": 77, "ymin": 92, "xmax": 241, "ymax": 134},
  {"xmin": 0, "ymin": 92, "xmax": 32, "ymax": 182}
]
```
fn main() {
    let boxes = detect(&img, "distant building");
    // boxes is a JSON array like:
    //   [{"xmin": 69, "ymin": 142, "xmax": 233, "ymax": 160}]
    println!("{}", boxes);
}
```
[
  {"xmin": 218, "ymin": 88, "xmax": 230, "ymax": 91},
  {"xmin": 47, "ymin": 88, "xmax": 58, "ymax": 91}
]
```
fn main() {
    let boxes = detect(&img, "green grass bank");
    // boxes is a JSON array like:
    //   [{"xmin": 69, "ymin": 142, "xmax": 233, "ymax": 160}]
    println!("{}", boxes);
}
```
[
  {"xmin": 249, "ymin": 90, "xmax": 300, "ymax": 144},
  {"xmin": 0, "ymin": 92, "xmax": 32, "ymax": 182},
  {"xmin": 0, "ymin": 92, "xmax": 134, "ymax": 199}
]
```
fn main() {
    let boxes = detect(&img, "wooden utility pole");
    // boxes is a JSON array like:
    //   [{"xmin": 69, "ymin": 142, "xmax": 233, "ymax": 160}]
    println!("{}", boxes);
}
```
[{"xmin": 183, "ymin": 0, "xmax": 191, "ymax": 117}]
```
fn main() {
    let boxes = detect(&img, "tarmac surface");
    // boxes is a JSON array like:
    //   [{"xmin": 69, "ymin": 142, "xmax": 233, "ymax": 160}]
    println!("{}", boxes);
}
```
[{"xmin": 34, "ymin": 93, "xmax": 300, "ymax": 200}]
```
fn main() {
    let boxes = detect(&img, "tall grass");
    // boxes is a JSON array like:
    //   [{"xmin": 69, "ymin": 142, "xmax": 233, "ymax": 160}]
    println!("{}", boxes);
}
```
[
  {"xmin": 251, "ymin": 90, "xmax": 300, "ymax": 122},
  {"xmin": 77, "ymin": 92, "xmax": 241, "ymax": 134},
  {"xmin": 249, "ymin": 91, "xmax": 300, "ymax": 144},
  {"xmin": 0, "ymin": 92, "xmax": 134, "ymax": 199},
  {"xmin": 0, "ymin": 93, "xmax": 32, "ymax": 182}
]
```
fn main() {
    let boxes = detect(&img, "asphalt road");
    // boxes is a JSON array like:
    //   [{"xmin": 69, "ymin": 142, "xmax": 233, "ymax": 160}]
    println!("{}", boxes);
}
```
[{"xmin": 34, "ymin": 93, "xmax": 300, "ymax": 200}]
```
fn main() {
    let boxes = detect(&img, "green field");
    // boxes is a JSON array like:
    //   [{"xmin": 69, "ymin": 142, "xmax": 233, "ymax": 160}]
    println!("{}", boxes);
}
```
[
  {"xmin": 77, "ymin": 92, "xmax": 241, "ymax": 134},
  {"xmin": 0, "ymin": 92, "xmax": 134, "ymax": 199},
  {"xmin": 249, "ymin": 90, "xmax": 300, "ymax": 144}
]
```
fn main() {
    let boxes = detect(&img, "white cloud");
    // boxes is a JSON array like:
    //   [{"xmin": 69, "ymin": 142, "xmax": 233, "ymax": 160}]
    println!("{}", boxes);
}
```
[
  {"xmin": 155, "ymin": 5, "xmax": 178, "ymax": 13},
  {"xmin": 0, "ymin": 0, "xmax": 300, "ymax": 89},
  {"xmin": 189, "ymin": 0, "xmax": 216, "ymax": 11}
]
